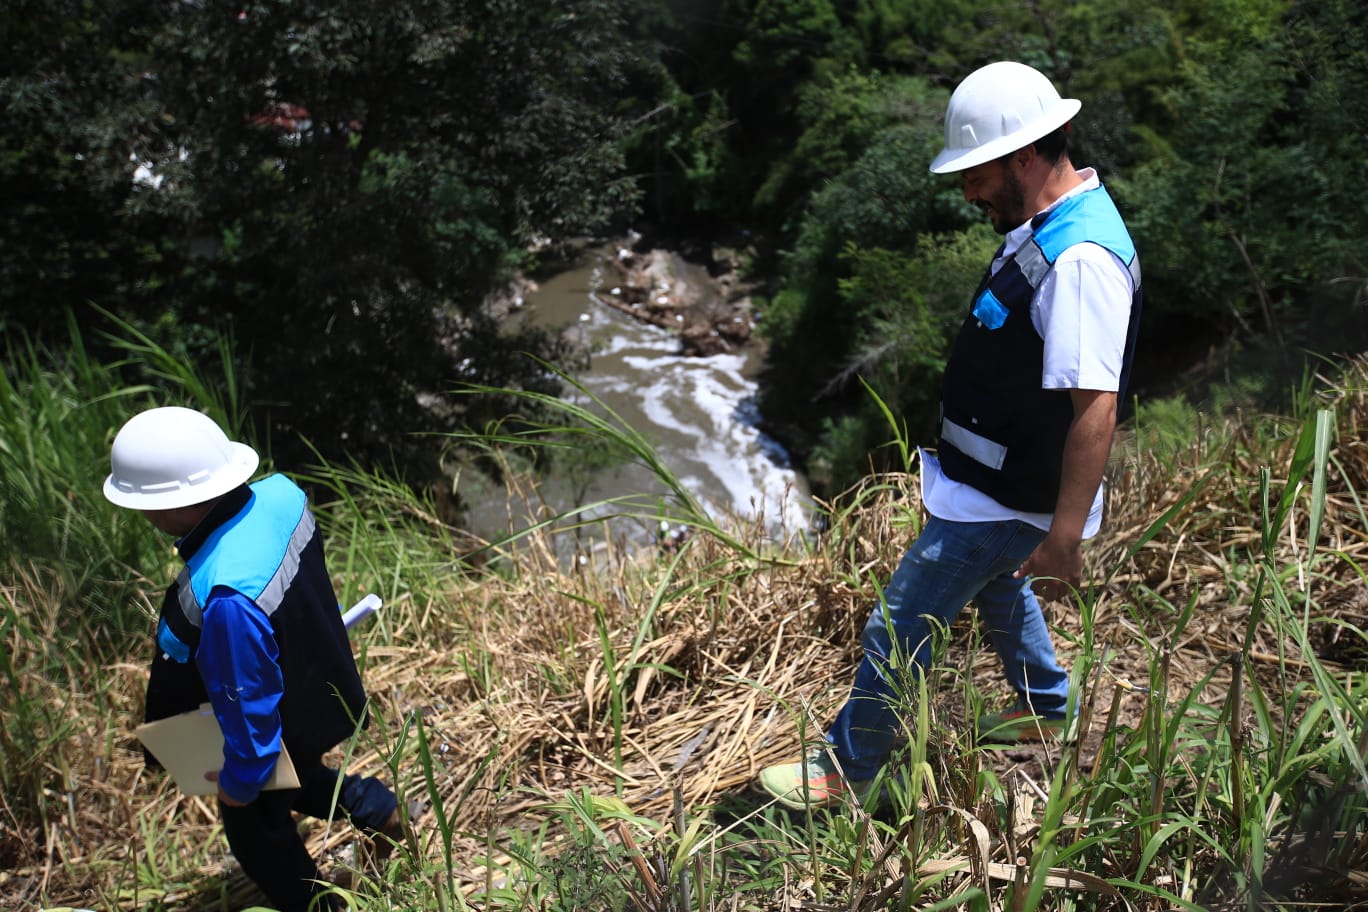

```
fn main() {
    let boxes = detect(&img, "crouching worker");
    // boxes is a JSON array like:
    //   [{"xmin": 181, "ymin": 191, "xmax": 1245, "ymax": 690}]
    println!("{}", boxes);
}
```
[{"xmin": 105, "ymin": 406, "xmax": 401, "ymax": 911}]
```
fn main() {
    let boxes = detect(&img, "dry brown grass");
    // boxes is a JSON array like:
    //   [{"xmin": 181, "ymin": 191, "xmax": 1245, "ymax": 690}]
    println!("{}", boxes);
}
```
[{"xmin": 5, "ymin": 358, "xmax": 1367, "ymax": 910}]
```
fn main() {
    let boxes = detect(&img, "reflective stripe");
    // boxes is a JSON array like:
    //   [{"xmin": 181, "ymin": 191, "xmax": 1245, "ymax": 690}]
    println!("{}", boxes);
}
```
[
  {"xmin": 255, "ymin": 509, "xmax": 313, "ymax": 618},
  {"xmin": 177, "ymin": 475, "xmax": 313, "ymax": 620},
  {"xmin": 1028, "ymin": 233, "xmax": 1142, "ymax": 291},
  {"xmin": 1016, "ymin": 239, "xmax": 1051, "ymax": 288},
  {"xmin": 941, "ymin": 416, "xmax": 1008, "ymax": 470},
  {"xmin": 177, "ymin": 567, "xmax": 203, "ymax": 629}
]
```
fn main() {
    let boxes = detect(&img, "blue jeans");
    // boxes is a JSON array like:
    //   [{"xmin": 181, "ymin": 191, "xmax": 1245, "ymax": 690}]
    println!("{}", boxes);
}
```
[{"xmin": 826, "ymin": 517, "xmax": 1070, "ymax": 779}]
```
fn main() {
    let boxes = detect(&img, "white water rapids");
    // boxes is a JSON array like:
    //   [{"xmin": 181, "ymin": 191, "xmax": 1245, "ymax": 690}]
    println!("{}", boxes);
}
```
[{"xmin": 468, "ymin": 249, "xmax": 813, "ymax": 550}]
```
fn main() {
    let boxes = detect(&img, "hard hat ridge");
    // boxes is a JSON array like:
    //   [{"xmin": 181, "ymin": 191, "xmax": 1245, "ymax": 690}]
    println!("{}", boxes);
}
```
[
  {"xmin": 929, "ymin": 61, "xmax": 1081, "ymax": 174},
  {"xmin": 103, "ymin": 406, "xmax": 259, "ymax": 510}
]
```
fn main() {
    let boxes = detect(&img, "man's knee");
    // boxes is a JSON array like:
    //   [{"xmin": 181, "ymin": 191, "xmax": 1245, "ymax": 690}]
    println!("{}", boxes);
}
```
[{"xmin": 339, "ymin": 771, "xmax": 398, "ymax": 831}]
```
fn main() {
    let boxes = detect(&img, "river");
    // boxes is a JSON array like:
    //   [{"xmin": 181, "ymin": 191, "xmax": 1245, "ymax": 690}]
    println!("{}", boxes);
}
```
[{"xmin": 471, "ymin": 246, "xmax": 812, "ymax": 551}]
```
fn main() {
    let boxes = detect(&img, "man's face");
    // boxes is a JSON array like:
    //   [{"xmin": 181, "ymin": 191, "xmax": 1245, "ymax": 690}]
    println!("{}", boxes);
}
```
[
  {"xmin": 960, "ymin": 158, "xmax": 1027, "ymax": 235},
  {"xmin": 141, "ymin": 504, "xmax": 209, "ymax": 537}
]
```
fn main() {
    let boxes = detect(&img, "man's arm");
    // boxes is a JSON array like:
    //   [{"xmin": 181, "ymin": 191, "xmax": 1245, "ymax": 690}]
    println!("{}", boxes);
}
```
[
  {"xmin": 197, "ymin": 588, "xmax": 286, "ymax": 806},
  {"xmin": 1014, "ymin": 387, "xmax": 1117, "ymax": 601}
]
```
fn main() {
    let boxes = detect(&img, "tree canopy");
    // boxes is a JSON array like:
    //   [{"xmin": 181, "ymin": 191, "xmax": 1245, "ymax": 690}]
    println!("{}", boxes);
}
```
[
  {"xmin": 626, "ymin": 0, "xmax": 1368, "ymax": 492},
  {"xmin": 5, "ymin": 0, "xmax": 1365, "ymax": 496},
  {"xmin": 3, "ymin": 0, "xmax": 643, "ymax": 476}
]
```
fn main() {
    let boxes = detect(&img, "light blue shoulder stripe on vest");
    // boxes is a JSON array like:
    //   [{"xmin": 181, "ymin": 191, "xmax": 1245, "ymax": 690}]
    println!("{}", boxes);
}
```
[
  {"xmin": 176, "ymin": 474, "xmax": 314, "ymax": 625},
  {"xmin": 1017, "ymin": 185, "xmax": 1141, "ymax": 290}
]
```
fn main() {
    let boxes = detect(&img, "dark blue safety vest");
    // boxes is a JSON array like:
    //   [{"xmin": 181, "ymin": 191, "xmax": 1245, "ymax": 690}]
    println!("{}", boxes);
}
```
[
  {"xmin": 144, "ymin": 474, "xmax": 368, "ymax": 765},
  {"xmin": 937, "ymin": 184, "xmax": 1142, "ymax": 513}
]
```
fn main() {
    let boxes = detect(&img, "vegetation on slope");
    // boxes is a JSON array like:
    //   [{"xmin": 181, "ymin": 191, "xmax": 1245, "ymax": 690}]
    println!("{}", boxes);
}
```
[{"xmin": 3, "ymin": 333, "xmax": 1366, "ymax": 910}]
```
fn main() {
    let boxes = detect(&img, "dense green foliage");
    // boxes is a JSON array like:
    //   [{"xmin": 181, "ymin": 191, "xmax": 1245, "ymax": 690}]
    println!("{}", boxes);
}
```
[
  {"xmin": 628, "ymin": 0, "xmax": 1368, "ymax": 492},
  {"xmin": 2, "ymin": 0, "xmax": 644, "ymax": 477},
  {"xmin": 5, "ymin": 0, "xmax": 1367, "ymax": 494}
]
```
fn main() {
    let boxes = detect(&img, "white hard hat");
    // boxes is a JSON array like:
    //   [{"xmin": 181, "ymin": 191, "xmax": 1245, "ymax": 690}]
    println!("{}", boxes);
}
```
[
  {"xmin": 103, "ymin": 406, "xmax": 259, "ymax": 510},
  {"xmin": 929, "ymin": 61, "xmax": 1081, "ymax": 174}
]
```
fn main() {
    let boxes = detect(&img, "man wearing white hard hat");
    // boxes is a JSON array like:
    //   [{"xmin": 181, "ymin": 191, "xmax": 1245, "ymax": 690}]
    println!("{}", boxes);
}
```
[
  {"xmin": 761, "ymin": 61, "xmax": 1141, "ymax": 809},
  {"xmin": 105, "ymin": 406, "xmax": 403, "ymax": 910}
]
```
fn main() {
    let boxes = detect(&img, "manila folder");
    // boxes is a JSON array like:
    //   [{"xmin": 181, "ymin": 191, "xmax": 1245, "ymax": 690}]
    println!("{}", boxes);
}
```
[{"xmin": 135, "ymin": 703, "xmax": 299, "ymax": 796}]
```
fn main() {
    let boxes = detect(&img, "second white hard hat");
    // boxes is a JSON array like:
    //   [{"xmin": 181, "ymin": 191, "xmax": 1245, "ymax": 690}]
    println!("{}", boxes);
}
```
[
  {"xmin": 103, "ymin": 406, "xmax": 259, "ymax": 510},
  {"xmin": 929, "ymin": 61, "xmax": 1081, "ymax": 174}
]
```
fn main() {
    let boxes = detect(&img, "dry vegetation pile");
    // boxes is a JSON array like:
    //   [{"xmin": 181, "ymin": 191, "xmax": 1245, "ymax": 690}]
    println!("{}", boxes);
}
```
[{"xmin": 3, "ymin": 359, "xmax": 1367, "ymax": 910}]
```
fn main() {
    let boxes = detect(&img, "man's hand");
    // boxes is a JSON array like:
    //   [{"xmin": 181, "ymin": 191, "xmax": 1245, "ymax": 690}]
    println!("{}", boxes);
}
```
[
  {"xmin": 1016, "ymin": 388, "xmax": 1116, "ymax": 603},
  {"xmin": 1014, "ymin": 532, "xmax": 1082, "ymax": 602},
  {"xmin": 204, "ymin": 770, "xmax": 249, "ymax": 807}
]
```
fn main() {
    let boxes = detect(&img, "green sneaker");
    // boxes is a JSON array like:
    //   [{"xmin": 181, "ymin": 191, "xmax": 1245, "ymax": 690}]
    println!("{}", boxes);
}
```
[
  {"xmin": 758, "ymin": 751, "xmax": 872, "ymax": 810},
  {"xmin": 977, "ymin": 703, "xmax": 1069, "ymax": 744}
]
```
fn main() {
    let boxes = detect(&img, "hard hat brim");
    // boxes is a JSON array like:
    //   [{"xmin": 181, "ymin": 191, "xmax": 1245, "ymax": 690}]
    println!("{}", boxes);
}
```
[
  {"xmin": 929, "ymin": 98, "xmax": 1081, "ymax": 174},
  {"xmin": 102, "ymin": 442, "xmax": 259, "ymax": 511}
]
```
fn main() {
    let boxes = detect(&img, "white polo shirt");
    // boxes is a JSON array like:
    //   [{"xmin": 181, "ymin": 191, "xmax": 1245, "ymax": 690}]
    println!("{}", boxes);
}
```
[{"xmin": 920, "ymin": 169, "xmax": 1135, "ymax": 537}]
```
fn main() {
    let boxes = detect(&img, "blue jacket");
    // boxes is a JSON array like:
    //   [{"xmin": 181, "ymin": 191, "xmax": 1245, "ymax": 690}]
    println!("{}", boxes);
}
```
[
  {"xmin": 144, "ymin": 474, "xmax": 368, "ymax": 802},
  {"xmin": 938, "ymin": 184, "xmax": 1142, "ymax": 513}
]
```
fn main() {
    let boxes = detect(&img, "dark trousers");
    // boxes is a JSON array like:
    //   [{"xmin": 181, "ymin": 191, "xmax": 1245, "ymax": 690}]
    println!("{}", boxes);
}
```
[{"xmin": 219, "ymin": 759, "xmax": 397, "ymax": 912}]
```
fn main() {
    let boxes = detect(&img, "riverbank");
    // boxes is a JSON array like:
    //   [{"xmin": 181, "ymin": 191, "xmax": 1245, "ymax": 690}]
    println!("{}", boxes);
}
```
[
  {"xmin": 497, "ymin": 234, "xmax": 763, "ymax": 358},
  {"xmin": 598, "ymin": 239, "xmax": 758, "ymax": 356}
]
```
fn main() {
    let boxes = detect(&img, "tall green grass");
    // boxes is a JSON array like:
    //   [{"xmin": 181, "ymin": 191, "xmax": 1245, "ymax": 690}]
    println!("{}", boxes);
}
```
[
  {"xmin": 0, "ymin": 312, "xmax": 251, "ymax": 632},
  {"xmin": 1, "ymin": 326, "xmax": 148, "ymax": 825},
  {"xmin": 0, "ymin": 316, "xmax": 254, "ymax": 878}
]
